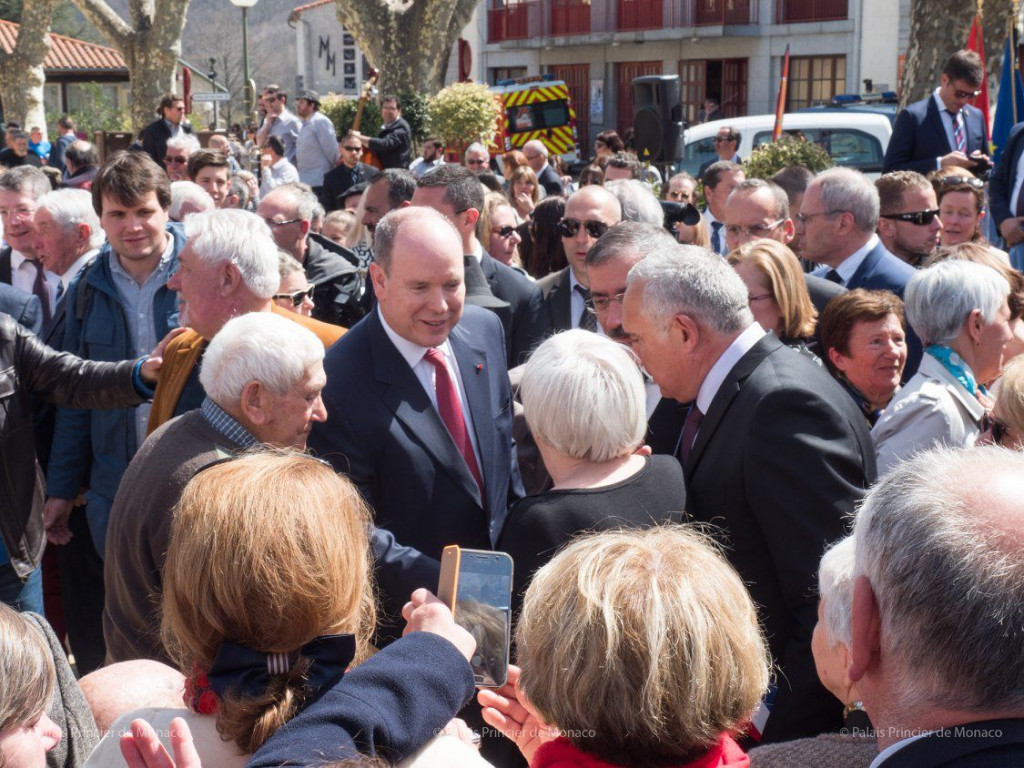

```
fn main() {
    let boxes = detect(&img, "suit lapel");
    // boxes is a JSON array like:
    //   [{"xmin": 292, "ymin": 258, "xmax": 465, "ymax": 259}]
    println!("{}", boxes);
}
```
[
  {"xmin": 686, "ymin": 335, "xmax": 781, "ymax": 476},
  {"xmin": 43, "ymin": 298, "xmax": 66, "ymax": 347},
  {"xmin": 369, "ymin": 313, "xmax": 484, "ymax": 507},
  {"xmin": 553, "ymin": 268, "xmax": 572, "ymax": 331},
  {"xmin": 450, "ymin": 324, "xmax": 492, "ymax": 508},
  {"xmin": 0, "ymin": 246, "xmax": 11, "ymax": 285},
  {"xmin": 926, "ymin": 98, "xmax": 952, "ymax": 152},
  {"xmin": 479, "ymin": 251, "xmax": 499, "ymax": 294},
  {"xmin": 846, "ymin": 244, "xmax": 881, "ymax": 290}
]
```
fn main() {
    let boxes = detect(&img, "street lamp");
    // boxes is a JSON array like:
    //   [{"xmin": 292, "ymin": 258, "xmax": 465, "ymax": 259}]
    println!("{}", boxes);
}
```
[{"xmin": 229, "ymin": 0, "xmax": 258, "ymax": 130}]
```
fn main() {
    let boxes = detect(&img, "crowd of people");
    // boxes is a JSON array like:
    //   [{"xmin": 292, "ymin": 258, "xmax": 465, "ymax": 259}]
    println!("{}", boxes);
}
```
[{"xmin": 1, "ymin": 46, "xmax": 1024, "ymax": 768}]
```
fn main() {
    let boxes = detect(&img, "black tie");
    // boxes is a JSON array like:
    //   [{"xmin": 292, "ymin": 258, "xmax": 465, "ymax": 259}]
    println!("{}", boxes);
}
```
[
  {"xmin": 574, "ymin": 285, "xmax": 598, "ymax": 332},
  {"xmin": 677, "ymin": 404, "xmax": 704, "ymax": 465},
  {"xmin": 711, "ymin": 221, "xmax": 724, "ymax": 254},
  {"xmin": 30, "ymin": 260, "xmax": 52, "ymax": 327},
  {"xmin": 825, "ymin": 269, "xmax": 843, "ymax": 285}
]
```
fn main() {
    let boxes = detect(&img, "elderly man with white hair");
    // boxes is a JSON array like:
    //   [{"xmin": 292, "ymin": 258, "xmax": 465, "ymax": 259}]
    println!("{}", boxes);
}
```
[
  {"xmin": 846, "ymin": 446, "xmax": 1024, "ymax": 765},
  {"xmin": 872, "ymin": 260, "xmax": 1013, "ymax": 474},
  {"xmin": 621, "ymin": 245, "xmax": 876, "ymax": 742},
  {"xmin": 103, "ymin": 311, "xmax": 328, "ymax": 664},
  {"xmin": 604, "ymin": 178, "xmax": 663, "ymax": 226},
  {"xmin": 162, "ymin": 133, "xmax": 200, "ymax": 182},
  {"xmin": 148, "ymin": 208, "xmax": 343, "ymax": 433},
  {"xmin": 463, "ymin": 142, "xmax": 490, "ymax": 174},
  {"xmin": 522, "ymin": 139, "xmax": 564, "ymax": 196},
  {"xmin": 32, "ymin": 188, "xmax": 104, "ymax": 348},
  {"xmin": 168, "ymin": 180, "xmax": 214, "ymax": 222}
]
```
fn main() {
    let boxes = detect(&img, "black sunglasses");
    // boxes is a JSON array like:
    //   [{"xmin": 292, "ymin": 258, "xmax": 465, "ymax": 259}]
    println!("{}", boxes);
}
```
[
  {"xmin": 981, "ymin": 412, "xmax": 1010, "ymax": 445},
  {"xmin": 879, "ymin": 209, "xmax": 940, "ymax": 226},
  {"xmin": 557, "ymin": 218, "xmax": 609, "ymax": 239},
  {"xmin": 492, "ymin": 225, "xmax": 517, "ymax": 238},
  {"xmin": 272, "ymin": 285, "xmax": 315, "ymax": 307}
]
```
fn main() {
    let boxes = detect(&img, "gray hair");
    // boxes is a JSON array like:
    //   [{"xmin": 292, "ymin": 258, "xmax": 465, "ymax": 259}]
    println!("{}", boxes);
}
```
[
  {"xmin": 465, "ymin": 142, "xmax": 489, "ymax": 159},
  {"xmin": 35, "ymin": 188, "xmax": 104, "ymax": 249},
  {"xmin": 182, "ymin": 208, "xmax": 280, "ymax": 299},
  {"xmin": 813, "ymin": 167, "xmax": 879, "ymax": 233},
  {"xmin": 853, "ymin": 445, "xmax": 1024, "ymax": 711},
  {"xmin": 269, "ymin": 183, "xmax": 319, "ymax": 223},
  {"xmin": 818, "ymin": 535, "xmax": 856, "ymax": 648},
  {"xmin": 169, "ymin": 181, "xmax": 215, "ymax": 221},
  {"xmin": 166, "ymin": 133, "xmax": 200, "ymax": 154},
  {"xmin": 521, "ymin": 330, "xmax": 646, "ymax": 462},
  {"xmin": 199, "ymin": 312, "xmax": 324, "ymax": 406},
  {"xmin": 604, "ymin": 179, "xmax": 663, "ymax": 226},
  {"xmin": 627, "ymin": 246, "xmax": 754, "ymax": 334},
  {"xmin": 905, "ymin": 260, "xmax": 1010, "ymax": 345},
  {"xmin": 0, "ymin": 166, "xmax": 50, "ymax": 199},
  {"xmin": 586, "ymin": 221, "xmax": 676, "ymax": 269},
  {"xmin": 523, "ymin": 139, "xmax": 549, "ymax": 159},
  {"xmin": 277, "ymin": 251, "xmax": 304, "ymax": 280},
  {"xmin": 728, "ymin": 178, "xmax": 789, "ymax": 219}
]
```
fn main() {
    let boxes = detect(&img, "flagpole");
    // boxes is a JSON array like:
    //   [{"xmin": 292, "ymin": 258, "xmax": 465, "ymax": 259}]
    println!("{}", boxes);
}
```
[{"xmin": 773, "ymin": 45, "xmax": 790, "ymax": 143}]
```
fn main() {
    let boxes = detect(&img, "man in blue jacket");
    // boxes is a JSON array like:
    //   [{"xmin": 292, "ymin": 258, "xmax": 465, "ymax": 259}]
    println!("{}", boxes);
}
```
[{"xmin": 44, "ymin": 151, "xmax": 183, "ymax": 673}]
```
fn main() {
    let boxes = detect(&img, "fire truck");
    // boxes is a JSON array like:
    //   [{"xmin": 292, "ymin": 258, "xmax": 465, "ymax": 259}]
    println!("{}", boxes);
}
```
[{"xmin": 489, "ymin": 75, "xmax": 581, "ymax": 166}]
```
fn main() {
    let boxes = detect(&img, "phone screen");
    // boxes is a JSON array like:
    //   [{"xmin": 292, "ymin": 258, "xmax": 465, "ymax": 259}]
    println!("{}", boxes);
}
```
[{"xmin": 454, "ymin": 551, "xmax": 513, "ymax": 687}]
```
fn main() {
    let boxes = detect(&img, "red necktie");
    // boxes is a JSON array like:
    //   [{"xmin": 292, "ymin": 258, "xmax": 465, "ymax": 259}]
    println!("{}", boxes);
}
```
[{"xmin": 424, "ymin": 348, "xmax": 484, "ymax": 494}]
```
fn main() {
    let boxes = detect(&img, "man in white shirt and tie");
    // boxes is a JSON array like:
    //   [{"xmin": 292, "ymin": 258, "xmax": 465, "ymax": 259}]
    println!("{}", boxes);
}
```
[
  {"xmin": 0, "ymin": 167, "xmax": 59, "ymax": 326},
  {"xmin": 700, "ymin": 161, "xmax": 744, "ymax": 256}
]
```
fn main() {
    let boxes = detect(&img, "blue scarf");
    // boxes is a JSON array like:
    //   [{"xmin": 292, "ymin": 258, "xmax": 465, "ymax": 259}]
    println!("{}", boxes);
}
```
[{"xmin": 926, "ymin": 344, "xmax": 987, "ymax": 397}]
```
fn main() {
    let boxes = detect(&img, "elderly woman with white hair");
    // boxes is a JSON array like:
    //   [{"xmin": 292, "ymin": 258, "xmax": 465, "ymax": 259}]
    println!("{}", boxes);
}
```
[
  {"xmin": 480, "ymin": 526, "xmax": 769, "ymax": 768},
  {"xmin": 497, "ymin": 329, "xmax": 686, "ymax": 612},
  {"xmin": 873, "ymin": 260, "xmax": 1013, "ymax": 474},
  {"xmin": 749, "ymin": 535, "xmax": 877, "ymax": 767}
]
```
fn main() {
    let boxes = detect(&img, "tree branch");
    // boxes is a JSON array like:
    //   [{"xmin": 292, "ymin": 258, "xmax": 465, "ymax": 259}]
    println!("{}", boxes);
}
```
[{"xmin": 69, "ymin": 0, "xmax": 132, "ymax": 46}]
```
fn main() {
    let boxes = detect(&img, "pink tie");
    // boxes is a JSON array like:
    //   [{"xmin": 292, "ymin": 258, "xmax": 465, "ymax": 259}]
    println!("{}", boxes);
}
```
[{"xmin": 424, "ymin": 348, "xmax": 484, "ymax": 494}]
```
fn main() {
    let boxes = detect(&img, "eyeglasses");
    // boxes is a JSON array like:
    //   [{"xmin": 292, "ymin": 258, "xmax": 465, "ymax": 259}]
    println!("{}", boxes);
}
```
[
  {"xmin": 665, "ymin": 190, "xmax": 691, "ymax": 201},
  {"xmin": 953, "ymin": 88, "xmax": 982, "ymax": 99},
  {"xmin": 492, "ymin": 225, "xmax": 517, "ymax": 238},
  {"xmin": 724, "ymin": 219, "xmax": 785, "ymax": 239},
  {"xmin": 713, "ymin": 136, "xmax": 734, "ymax": 144},
  {"xmin": 524, "ymin": 154, "xmax": 541, "ymax": 161},
  {"xmin": 263, "ymin": 218, "xmax": 302, "ymax": 228},
  {"xmin": 263, "ymin": 96, "xmax": 277, "ymax": 103},
  {"xmin": 341, "ymin": 145, "xmax": 363, "ymax": 152},
  {"xmin": 466, "ymin": 159, "xmax": 488, "ymax": 166},
  {"xmin": 879, "ymin": 209, "xmax": 940, "ymax": 226},
  {"xmin": 585, "ymin": 291, "xmax": 625, "ymax": 314},
  {"xmin": 936, "ymin": 176, "xmax": 985, "ymax": 189},
  {"xmin": 748, "ymin": 292, "xmax": 774, "ymax": 303},
  {"xmin": 557, "ymin": 218, "xmax": 610, "ymax": 239},
  {"xmin": 164, "ymin": 156, "xmax": 188, "ymax": 165},
  {"xmin": 272, "ymin": 285, "xmax": 315, "ymax": 307},
  {"xmin": 796, "ymin": 210, "xmax": 842, "ymax": 224}
]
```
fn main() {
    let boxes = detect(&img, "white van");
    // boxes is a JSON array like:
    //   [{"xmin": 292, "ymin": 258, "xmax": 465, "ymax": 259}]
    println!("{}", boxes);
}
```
[{"xmin": 678, "ymin": 112, "xmax": 893, "ymax": 179}]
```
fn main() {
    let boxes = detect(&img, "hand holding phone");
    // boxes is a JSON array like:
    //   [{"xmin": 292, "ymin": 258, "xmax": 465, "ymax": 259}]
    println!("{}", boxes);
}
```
[
  {"xmin": 401, "ymin": 588, "xmax": 477, "ymax": 663},
  {"xmin": 438, "ymin": 546, "xmax": 514, "ymax": 688}
]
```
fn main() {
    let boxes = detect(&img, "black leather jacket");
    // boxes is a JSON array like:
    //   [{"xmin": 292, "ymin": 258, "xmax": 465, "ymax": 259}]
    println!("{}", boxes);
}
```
[{"xmin": 0, "ymin": 315, "xmax": 143, "ymax": 578}]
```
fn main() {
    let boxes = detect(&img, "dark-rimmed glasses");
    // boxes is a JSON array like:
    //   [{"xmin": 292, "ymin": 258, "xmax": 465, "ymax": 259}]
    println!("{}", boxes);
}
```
[
  {"xmin": 879, "ymin": 209, "xmax": 940, "ymax": 226},
  {"xmin": 557, "ymin": 218, "xmax": 609, "ymax": 239},
  {"xmin": 272, "ymin": 285, "xmax": 315, "ymax": 307}
]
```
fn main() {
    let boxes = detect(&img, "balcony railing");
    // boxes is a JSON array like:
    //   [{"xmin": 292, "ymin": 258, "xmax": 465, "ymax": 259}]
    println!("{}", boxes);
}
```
[
  {"xmin": 488, "ymin": 0, "xmax": 756, "ymax": 42},
  {"xmin": 776, "ymin": 0, "xmax": 847, "ymax": 23}
]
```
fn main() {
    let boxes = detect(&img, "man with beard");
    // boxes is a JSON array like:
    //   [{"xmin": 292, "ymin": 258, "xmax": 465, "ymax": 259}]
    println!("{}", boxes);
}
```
[{"xmin": 875, "ymin": 171, "xmax": 943, "ymax": 267}]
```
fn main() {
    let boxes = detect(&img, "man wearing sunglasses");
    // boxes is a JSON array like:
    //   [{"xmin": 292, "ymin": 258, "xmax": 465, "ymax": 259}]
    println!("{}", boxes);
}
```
[
  {"xmin": 698, "ymin": 126, "xmax": 740, "ymax": 180},
  {"xmin": 875, "ymin": 171, "xmax": 942, "ymax": 267},
  {"xmin": 883, "ymin": 49, "xmax": 989, "ymax": 174},
  {"xmin": 322, "ymin": 131, "xmax": 374, "ymax": 212},
  {"xmin": 538, "ymin": 185, "xmax": 622, "ymax": 335},
  {"xmin": 140, "ymin": 93, "xmax": 194, "ymax": 168},
  {"xmin": 463, "ymin": 143, "xmax": 490, "ymax": 174},
  {"xmin": 162, "ymin": 134, "xmax": 198, "ymax": 183}
]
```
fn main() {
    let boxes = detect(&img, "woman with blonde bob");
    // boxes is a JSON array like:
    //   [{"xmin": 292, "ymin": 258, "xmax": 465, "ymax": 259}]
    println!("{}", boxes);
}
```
[
  {"xmin": 87, "ymin": 451, "xmax": 375, "ymax": 766},
  {"xmin": 481, "ymin": 526, "xmax": 771, "ymax": 767},
  {"xmin": 498, "ymin": 330, "xmax": 686, "ymax": 612},
  {"xmin": 728, "ymin": 239, "xmax": 818, "ymax": 356}
]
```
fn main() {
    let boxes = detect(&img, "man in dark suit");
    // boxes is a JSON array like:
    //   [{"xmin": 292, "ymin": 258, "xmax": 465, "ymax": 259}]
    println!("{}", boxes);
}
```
[
  {"xmin": 0, "ymin": 283, "xmax": 41, "ymax": 333},
  {"xmin": 799, "ymin": 167, "xmax": 921, "ymax": 377},
  {"xmin": 309, "ymin": 206, "xmax": 524, "ymax": 629},
  {"xmin": 139, "ymin": 94, "xmax": 194, "ymax": 169},
  {"xmin": 848, "ymin": 447, "xmax": 1024, "ymax": 766},
  {"xmin": 539, "ymin": 185, "xmax": 622, "ymax": 335},
  {"xmin": 0, "ymin": 167, "xmax": 60, "ymax": 324},
  {"xmin": 354, "ymin": 95, "xmax": 411, "ymax": 169},
  {"xmin": 883, "ymin": 50, "xmax": 989, "ymax": 174},
  {"xmin": 723, "ymin": 178, "xmax": 846, "ymax": 324},
  {"xmin": 321, "ymin": 132, "xmax": 374, "ymax": 212},
  {"xmin": 698, "ymin": 125, "xmax": 742, "ymax": 180},
  {"xmin": 523, "ymin": 139, "xmax": 564, "ymax": 196},
  {"xmin": 988, "ymin": 120, "xmax": 1024, "ymax": 269},
  {"xmin": 875, "ymin": 171, "xmax": 942, "ymax": 267},
  {"xmin": 413, "ymin": 164, "xmax": 547, "ymax": 367},
  {"xmin": 622, "ymin": 247, "xmax": 876, "ymax": 742}
]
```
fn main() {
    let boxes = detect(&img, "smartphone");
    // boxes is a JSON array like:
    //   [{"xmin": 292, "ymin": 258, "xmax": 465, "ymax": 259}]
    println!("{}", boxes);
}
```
[{"xmin": 438, "ymin": 546, "xmax": 514, "ymax": 688}]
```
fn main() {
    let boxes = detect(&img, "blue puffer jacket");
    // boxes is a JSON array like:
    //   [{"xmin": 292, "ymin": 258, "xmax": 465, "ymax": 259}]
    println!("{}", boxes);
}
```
[{"xmin": 46, "ymin": 225, "xmax": 184, "ymax": 553}]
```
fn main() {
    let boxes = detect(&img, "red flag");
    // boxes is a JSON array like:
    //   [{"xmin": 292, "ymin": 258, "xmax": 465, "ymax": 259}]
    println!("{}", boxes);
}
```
[
  {"xmin": 967, "ymin": 15, "xmax": 991, "ymax": 133},
  {"xmin": 773, "ymin": 45, "xmax": 790, "ymax": 142}
]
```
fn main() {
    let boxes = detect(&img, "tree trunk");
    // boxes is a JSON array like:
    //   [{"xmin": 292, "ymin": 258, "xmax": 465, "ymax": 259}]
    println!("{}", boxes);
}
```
[
  {"xmin": 0, "ymin": 0, "xmax": 60, "ymax": 131},
  {"xmin": 336, "ymin": 0, "xmax": 475, "ymax": 94},
  {"xmin": 901, "ymin": 0, "xmax": 1015, "ymax": 108},
  {"xmin": 70, "ymin": 0, "xmax": 191, "ymax": 133}
]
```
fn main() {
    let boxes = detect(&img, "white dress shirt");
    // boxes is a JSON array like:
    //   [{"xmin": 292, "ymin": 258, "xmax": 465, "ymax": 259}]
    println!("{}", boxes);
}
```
[
  {"xmin": 695, "ymin": 323, "xmax": 767, "ymax": 414},
  {"xmin": 832, "ymin": 234, "xmax": 881, "ymax": 286},
  {"xmin": 10, "ymin": 249, "xmax": 59, "ymax": 311},
  {"xmin": 377, "ymin": 307, "xmax": 483, "ymax": 468}
]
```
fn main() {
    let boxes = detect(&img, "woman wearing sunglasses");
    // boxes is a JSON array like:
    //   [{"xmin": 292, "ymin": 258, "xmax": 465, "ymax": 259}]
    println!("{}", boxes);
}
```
[
  {"xmin": 477, "ymin": 192, "xmax": 524, "ymax": 270},
  {"xmin": 929, "ymin": 168, "xmax": 986, "ymax": 246},
  {"xmin": 274, "ymin": 252, "xmax": 315, "ymax": 317},
  {"xmin": 979, "ymin": 357, "xmax": 1024, "ymax": 449}
]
